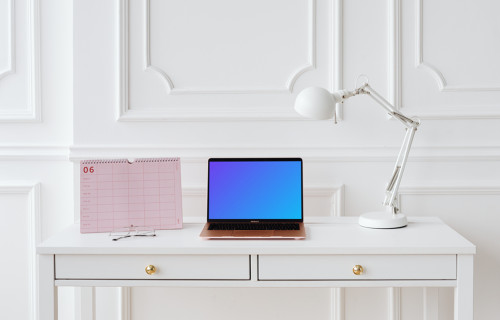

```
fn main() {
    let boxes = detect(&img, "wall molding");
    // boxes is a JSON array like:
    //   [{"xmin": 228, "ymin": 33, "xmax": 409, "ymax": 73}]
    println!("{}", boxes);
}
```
[
  {"xmin": 0, "ymin": 182, "xmax": 40, "ymax": 320},
  {"xmin": 398, "ymin": 185, "xmax": 500, "ymax": 224},
  {"xmin": 415, "ymin": 0, "xmax": 500, "ymax": 92},
  {"xmin": 333, "ymin": 0, "xmax": 343, "ymax": 120},
  {"xmin": 143, "ymin": 0, "xmax": 316, "ymax": 94},
  {"xmin": 331, "ymin": 287, "xmax": 345, "ymax": 320},
  {"xmin": 399, "ymin": 185, "xmax": 500, "ymax": 197},
  {"xmin": 406, "ymin": 111, "xmax": 500, "ymax": 121},
  {"xmin": 330, "ymin": 181, "xmax": 345, "ymax": 320},
  {"xmin": 390, "ymin": 0, "xmax": 500, "ymax": 119},
  {"xmin": 76, "ymin": 287, "xmax": 96, "ymax": 320},
  {"xmin": 389, "ymin": 0, "xmax": 401, "ymax": 110},
  {"xmin": 423, "ymin": 287, "xmax": 439, "ymax": 320},
  {"xmin": 0, "ymin": 0, "xmax": 41, "ymax": 122},
  {"xmin": 69, "ymin": 145, "xmax": 500, "ymax": 162},
  {"xmin": 389, "ymin": 287, "xmax": 401, "ymax": 320},
  {"xmin": 306, "ymin": 185, "xmax": 344, "ymax": 217},
  {"xmin": 0, "ymin": 0, "xmax": 15, "ymax": 80},
  {"xmin": 117, "ymin": 0, "xmax": 341, "ymax": 121},
  {"xmin": 414, "ymin": 0, "xmax": 446, "ymax": 93},
  {"xmin": 79, "ymin": 287, "xmax": 129, "ymax": 320},
  {"xmin": 0, "ymin": 146, "xmax": 69, "ymax": 160},
  {"xmin": 117, "ymin": 0, "xmax": 129, "ymax": 121},
  {"xmin": 119, "ymin": 287, "xmax": 131, "ymax": 320}
]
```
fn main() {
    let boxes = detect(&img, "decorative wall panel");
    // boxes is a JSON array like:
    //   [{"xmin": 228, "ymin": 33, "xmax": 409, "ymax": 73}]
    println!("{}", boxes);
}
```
[
  {"xmin": 0, "ymin": 0, "xmax": 14, "ymax": 80},
  {"xmin": 0, "ymin": 183, "xmax": 40, "ymax": 320},
  {"xmin": 0, "ymin": 0, "xmax": 40, "ymax": 122},
  {"xmin": 397, "ymin": 0, "xmax": 500, "ymax": 119},
  {"xmin": 119, "ymin": 0, "xmax": 339, "ymax": 120}
]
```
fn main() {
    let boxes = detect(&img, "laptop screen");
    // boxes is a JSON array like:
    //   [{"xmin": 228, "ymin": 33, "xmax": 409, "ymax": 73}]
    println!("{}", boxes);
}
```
[{"xmin": 207, "ymin": 158, "xmax": 303, "ymax": 221}]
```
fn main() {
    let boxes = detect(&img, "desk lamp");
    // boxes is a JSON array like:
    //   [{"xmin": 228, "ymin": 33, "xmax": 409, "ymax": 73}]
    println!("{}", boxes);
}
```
[{"xmin": 294, "ymin": 80, "xmax": 420, "ymax": 228}]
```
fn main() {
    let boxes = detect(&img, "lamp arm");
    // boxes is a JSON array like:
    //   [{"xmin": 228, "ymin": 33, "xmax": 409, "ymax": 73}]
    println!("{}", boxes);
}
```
[
  {"xmin": 383, "ymin": 125, "xmax": 417, "ymax": 213},
  {"xmin": 338, "ymin": 82, "xmax": 420, "ymax": 214},
  {"xmin": 359, "ymin": 84, "xmax": 419, "ymax": 129}
]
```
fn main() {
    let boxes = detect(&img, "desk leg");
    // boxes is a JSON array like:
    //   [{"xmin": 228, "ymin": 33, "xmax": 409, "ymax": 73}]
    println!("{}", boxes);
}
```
[
  {"xmin": 455, "ymin": 254, "xmax": 474, "ymax": 320},
  {"xmin": 38, "ymin": 254, "xmax": 57, "ymax": 320}
]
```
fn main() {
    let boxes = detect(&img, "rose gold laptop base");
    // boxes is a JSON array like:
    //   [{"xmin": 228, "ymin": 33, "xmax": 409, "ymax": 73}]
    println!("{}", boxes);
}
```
[{"xmin": 199, "ymin": 222, "xmax": 306, "ymax": 240}]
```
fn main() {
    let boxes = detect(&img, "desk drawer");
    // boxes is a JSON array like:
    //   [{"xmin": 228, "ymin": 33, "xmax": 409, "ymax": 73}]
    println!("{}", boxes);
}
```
[
  {"xmin": 258, "ymin": 255, "xmax": 456, "ymax": 280},
  {"xmin": 56, "ymin": 255, "xmax": 250, "ymax": 280}
]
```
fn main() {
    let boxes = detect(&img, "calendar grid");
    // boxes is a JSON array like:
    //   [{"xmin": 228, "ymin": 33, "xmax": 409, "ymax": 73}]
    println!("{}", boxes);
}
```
[{"xmin": 80, "ymin": 158, "xmax": 182, "ymax": 233}]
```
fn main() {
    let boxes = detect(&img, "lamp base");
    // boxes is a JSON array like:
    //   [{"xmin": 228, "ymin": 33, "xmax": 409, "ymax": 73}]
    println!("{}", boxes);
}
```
[{"xmin": 358, "ymin": 211, "xmax": 407, "ymax": 229}]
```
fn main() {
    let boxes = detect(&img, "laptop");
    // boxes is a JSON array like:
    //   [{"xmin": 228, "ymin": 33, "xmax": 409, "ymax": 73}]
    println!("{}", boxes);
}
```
[{"xmin": 199, "ymin": 158, "xmax": 306, "ymax": 239}]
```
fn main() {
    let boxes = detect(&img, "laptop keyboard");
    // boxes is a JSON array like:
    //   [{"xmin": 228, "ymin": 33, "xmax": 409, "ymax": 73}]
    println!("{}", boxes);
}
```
[{"xmin": 208, "ymin": 223, "xmax": 300, "ymax": 231}]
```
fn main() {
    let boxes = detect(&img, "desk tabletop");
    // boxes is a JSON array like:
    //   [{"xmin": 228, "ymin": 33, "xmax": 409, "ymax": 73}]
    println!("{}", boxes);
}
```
[{"xmin": 37, "ymin": 217, "xmax": 475, "ymax": 255}]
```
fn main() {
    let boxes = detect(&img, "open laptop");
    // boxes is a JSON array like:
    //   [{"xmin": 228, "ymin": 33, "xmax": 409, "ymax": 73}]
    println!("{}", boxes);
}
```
[{"xmin": 199, "ymin": 158, "xmax": 306, "ymax": 239}]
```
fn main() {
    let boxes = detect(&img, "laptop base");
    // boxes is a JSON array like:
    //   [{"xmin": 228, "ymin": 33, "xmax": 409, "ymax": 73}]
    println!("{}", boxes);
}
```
[{"xmin": 199, "ymin": 222, "xmax": 306, "ymax": 240}]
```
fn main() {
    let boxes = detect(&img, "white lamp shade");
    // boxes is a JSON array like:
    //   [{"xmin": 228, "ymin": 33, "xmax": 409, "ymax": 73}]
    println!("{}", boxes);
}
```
[{"xmin": 294, "ymin": 87, "xmax": 337, "ymax": 120}]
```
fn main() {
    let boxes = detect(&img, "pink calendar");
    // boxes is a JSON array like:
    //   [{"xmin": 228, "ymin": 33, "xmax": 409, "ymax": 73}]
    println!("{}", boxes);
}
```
[{"xmin": 80, "ymin": 158, "xmax": 183, "ymax": 233}]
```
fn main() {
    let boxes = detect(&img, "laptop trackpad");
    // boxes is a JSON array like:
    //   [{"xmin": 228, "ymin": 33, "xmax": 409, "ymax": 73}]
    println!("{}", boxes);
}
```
[{"xmin": 233, "ymin": 230, "xmax": 274, "ymax": 237}]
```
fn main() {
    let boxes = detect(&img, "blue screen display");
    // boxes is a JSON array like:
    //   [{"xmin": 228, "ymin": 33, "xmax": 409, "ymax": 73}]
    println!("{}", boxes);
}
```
[{"xmin": 208, "ymin": 160, "xmax": 302, "ymax": 220}]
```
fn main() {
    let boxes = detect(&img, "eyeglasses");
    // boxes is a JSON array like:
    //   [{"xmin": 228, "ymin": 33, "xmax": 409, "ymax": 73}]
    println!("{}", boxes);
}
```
[{"xmin": 109, "ymin": 226, "xmax": 156, "ymax": 241}]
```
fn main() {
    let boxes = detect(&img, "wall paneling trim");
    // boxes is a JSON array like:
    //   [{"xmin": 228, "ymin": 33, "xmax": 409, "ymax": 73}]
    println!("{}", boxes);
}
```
[
  {"xmin": 117, "ymin": 0, "xmax": 343, "ymax": 121},
  {"xmin": 415, "ymin": 0, "xmax": 500, "ymax": 92},
  {"xmin": 0, "ymin": 182, "xmax": 40, "ymax": 320},
  {"xmin": 396, "ymin": 0, "xmax": 500, "ymax": 119},
  {"xmin": 0, "ymin": 0, "xmax": 15, "ymax": 80},
  {"xmin": 143, "ymin": 0, "xmax": 316, "ymax": 94},
  {"xmin": 0, "ymin": 0, "xmax": 41, "ymax": 122},
  {"xmin": 68, "ymin": 145, "xmax": 500, "ymax": 162}
]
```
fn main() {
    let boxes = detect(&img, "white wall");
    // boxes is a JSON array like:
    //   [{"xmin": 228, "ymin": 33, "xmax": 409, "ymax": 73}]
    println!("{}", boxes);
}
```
[
  {"xmin": 1, "ymin": 0, "xmax": 500, "ymax": 319},
  {"xmin": 0, "ymin": 0, "xmax": 74, "ymax": 319}
]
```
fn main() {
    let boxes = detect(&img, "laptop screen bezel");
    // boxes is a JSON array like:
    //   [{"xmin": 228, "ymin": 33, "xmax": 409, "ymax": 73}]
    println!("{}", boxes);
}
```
[{"xmin": 207, "ymin": 158, "xmax": 304, "ymax": 222}]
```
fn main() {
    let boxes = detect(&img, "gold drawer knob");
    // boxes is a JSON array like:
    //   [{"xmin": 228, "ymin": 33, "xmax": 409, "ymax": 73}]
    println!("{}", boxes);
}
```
[
  {"xmin": 352, "ymin": 265, "xmax": 363, "ymax": 275},
  {"xmin": 145, "ymin": 265, "xmax": 157, "ymax": 275}
]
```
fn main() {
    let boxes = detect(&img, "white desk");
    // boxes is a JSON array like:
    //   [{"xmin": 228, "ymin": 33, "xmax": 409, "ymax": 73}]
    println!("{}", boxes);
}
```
[{"xmin": 37, "ymin": 217, "xmax": 475, "ymax": 320}]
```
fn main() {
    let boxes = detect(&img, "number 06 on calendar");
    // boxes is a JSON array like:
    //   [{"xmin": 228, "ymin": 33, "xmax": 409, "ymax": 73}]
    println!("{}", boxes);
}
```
[{"xmin": 80, "ymin": 158, "xmax": 183, "ymax": 233}]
